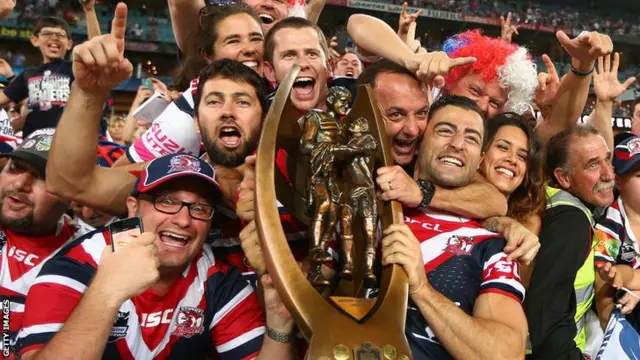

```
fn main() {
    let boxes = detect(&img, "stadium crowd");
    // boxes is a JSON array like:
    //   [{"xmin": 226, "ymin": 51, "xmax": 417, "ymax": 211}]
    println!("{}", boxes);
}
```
[{"xmin": 0, "ymin": 0, "xmax": 639, "ymax": 358}]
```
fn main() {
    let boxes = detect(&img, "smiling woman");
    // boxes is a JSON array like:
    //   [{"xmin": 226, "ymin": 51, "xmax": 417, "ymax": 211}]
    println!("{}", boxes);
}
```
[{"xmin": 479, "ymin": 113, "xmax": 545, "ymax": 225}]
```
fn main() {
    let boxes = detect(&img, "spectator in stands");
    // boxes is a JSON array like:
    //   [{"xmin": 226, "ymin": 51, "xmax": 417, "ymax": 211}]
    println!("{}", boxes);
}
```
[
  {"xmin": 333, "ymin": 52, "xmax": 362, "ymax": 79},
  {"xmin": 71, "ymin": 201, "xmax": 115, "ymax": 229},
  {"xmin": 0, "ymin": 16, "xmax": 74, "ymax": 137},
  {"xmin": 0, "ymin": 128, "xmax": 89, "ymax": 358},
  {"xmin": 107, "ymin": 115, "xmax": 126, "ymax": 145},
  {"xmin": 526, "ymin": 124, "xmax": 615, "ymax": 358}
]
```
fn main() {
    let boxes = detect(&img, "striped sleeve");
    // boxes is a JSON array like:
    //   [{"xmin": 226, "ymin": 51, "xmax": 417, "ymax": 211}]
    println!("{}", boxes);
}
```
[
  {"xmin": 207, "ymin": 264, "xmax": 265, "ymax": 360},
  {"xmin": 14, "ymin": 256, "xmax": 94, "ymax": 356},
  {"xmin": 478, "ymin": 238, "xmax": 525, "ymax": 303}
]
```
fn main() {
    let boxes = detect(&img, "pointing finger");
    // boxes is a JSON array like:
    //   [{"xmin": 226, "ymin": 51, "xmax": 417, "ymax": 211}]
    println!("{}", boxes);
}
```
[
  {"xmin": 111, "ymin": 3, "xmax": 128, "ymax": 48},
  {"xmin": 541, "ymin": 54, "xmax": 558, "ymax": 79},
  {"xmin": 449, "ymin": 56, "xmax": 477, "ymax": 68},
  {"xmin": 555, "ymin": 30, "xmax": 572, "ymax": 48}
]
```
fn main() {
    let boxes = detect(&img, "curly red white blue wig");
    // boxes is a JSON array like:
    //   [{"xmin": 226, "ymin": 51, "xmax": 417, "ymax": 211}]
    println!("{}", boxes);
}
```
[{"xmin": 443, "ymin": 30, "xmax": 537, "ymax": 115}]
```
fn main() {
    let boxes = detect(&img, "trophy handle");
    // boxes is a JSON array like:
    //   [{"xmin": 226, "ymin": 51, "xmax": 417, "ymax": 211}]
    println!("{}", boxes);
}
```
[{"xmin": 255, "ymin": 66, "xmax": 413, "ymax": 359}]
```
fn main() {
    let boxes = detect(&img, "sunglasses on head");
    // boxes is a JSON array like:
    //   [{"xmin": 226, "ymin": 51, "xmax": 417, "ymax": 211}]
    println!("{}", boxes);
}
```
[{"xmin": 199, "ymin": 0, "xmax": 241, "ymax": 28}]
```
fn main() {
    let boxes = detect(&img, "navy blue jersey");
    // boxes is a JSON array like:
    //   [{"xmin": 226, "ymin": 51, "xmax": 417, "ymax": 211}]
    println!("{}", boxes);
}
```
[
  {"xmin": 15, "ymin": 229, "xmax": 265, "ymax": 360},
  {"xmin": 403, "ymin": 208, "xmax": 525, "ymax": 359}
]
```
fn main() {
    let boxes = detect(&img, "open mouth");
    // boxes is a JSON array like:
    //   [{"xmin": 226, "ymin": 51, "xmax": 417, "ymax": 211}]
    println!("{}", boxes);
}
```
[
  {"xmin": 47, "ymin": 43, "xmax": 61, "ymax": 52},
  {"xmin": 345, "ymin": 71, "xmax": 355, "ymax": 77},
  {"xmin": 438, "ymin": 156, "xmax": 464, "ymax": 167},
  {"xmin": 218, "ymin": 125, "xmax": 242, "ymax": 148},
  {"xmin": 160, "ymin": 231, "xmax": 189, "ymax": 248},
  {"xmin": 393, "ymin": 138, "xmax": 416, "ymax": 155},
  {"xmin": 242, "ymin": 61, "xmax": 259, "ymax": 70},
  {"xmin": 292, "ymin": 77, "xmax": 316, "ymax": 99},
  {"xmin": 259, "ymin": 13, "xmax": 275, "ymax": 24},
  {"xmin": 495, "ymin": 167, "xmax": 515, "ymax": 178}
]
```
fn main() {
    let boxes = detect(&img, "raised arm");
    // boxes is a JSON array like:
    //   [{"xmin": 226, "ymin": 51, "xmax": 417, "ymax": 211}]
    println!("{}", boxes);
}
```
[
  {"xmin": 590, "ymin": 53, "xmax": 636, "ymax": 151},
  {"xmin": 168, "ymin": 0, "xmax": 203, "ymax": 52},
  {"xmin": 536, "ymin": 31, "xmax": 613, "ymax": 146},
  {"xmin": 306, "ymin": 0, "xmax": 326, "ymax": 25},
  {"xmin": 79, "ymin": 0, "xmax": 102, "ymax": 39},
  {"xmin": 46, "ymin": 3, "xmax": 137, "ymax": 216},
  {"xmin": 377, "ymin": 166, "xmax": 507, "ymax": 219}
]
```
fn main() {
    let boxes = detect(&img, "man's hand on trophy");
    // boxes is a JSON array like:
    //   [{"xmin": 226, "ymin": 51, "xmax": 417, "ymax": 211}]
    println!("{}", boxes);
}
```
[
  {"xmin": 405, "ymin": 51, "xmax": 476, "ymax": 88},
  {"xmin": 381, "ymin": 224, "xmax": 428, "ymax": 296},
  {"xmin": 261, "ymin": 273, "xmax": 296, "ymax": 335},
  {"xmin": 376, "ymin": 166, "xmax": 422, "ymax": 208},
  {"xmin": 236, "ymin": 154, "xmax": 257, "ymax": 223},
  {"xmin": 239, "ymin": 220, "xmax": 267, "ymax": 276}
]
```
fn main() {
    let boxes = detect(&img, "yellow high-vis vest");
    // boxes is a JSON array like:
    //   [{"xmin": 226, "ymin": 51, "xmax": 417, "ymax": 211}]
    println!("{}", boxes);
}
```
[{"xmin": 544, "ymin": 186, "xmax": 596, "ymax": 352}]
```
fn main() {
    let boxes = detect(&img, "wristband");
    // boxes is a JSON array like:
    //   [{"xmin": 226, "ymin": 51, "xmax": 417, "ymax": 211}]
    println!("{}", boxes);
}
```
[
  {"xmin": 266, "ymin": 326, "xmax": 295, "ymax": 343},
  {"xmin": 570, "ymin": 65, "xmax": 594, "ymax": 77}
]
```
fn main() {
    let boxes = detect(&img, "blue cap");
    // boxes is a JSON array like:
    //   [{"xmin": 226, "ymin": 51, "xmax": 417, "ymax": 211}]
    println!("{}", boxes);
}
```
[
  {"xmin": 613, "ymin": 135, "xmax": 640, "ymax": 176},
  {"xmin": 131, "ymin": 154, "xmax": 222, "ymax": 200}
]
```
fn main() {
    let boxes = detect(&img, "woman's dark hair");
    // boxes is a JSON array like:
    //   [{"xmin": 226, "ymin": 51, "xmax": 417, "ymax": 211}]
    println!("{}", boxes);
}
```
[
  {"xmin": 484, "ymin": 112, "xmax": 546, "ymax": 222},
  {"xmin": 173, "ymin": 3, "xmax": 262, "ymax": 91}
]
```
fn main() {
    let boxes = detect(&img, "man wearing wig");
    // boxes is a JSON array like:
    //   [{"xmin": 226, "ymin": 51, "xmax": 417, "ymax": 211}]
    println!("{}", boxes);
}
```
[{"xmin": 348, "ymin": 15, "xmax": 613, "ymax": 144}]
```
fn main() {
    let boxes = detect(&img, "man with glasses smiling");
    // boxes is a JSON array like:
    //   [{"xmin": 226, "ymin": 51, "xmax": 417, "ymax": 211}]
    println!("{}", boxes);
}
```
[
  {"xmin": 0, "ymin": 16, "xmax": 75, "ymax": 137},
  {"xmin": 15, "ymin": 153, "xmax": 296, "ymax": 359}
]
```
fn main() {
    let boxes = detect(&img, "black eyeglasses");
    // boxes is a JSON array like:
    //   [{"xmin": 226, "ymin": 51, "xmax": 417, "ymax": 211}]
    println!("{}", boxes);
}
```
[{"xmin": 139, "ymin": 194, "xmax": 215, "ymax": 220}]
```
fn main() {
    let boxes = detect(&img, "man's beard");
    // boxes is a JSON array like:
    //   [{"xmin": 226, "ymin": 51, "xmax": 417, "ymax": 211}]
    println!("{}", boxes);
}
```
[
  {"xmin": 0, "ymin": 193, "xmax": 35, "ymax": 232},
  {"xmin": 202, "ymin": 131, "xmax": 260, "ymax": 168}
]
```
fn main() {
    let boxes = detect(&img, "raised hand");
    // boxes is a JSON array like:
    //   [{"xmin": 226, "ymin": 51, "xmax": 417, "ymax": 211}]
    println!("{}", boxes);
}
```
[
  {"xmin": 236, "ymin": 154, "xmax": 256, "ymax": 223},
  {"xmin": 556, "ymin": 30, "xmax": 613, "ymax": 65},
  {"xmin": 593, "ymin": 53, "xmax": 637, "ymax": 102},
  {"xmin": 534, "ymin": 54, "xmax": 560, "ymax": 109},
  {"xmin": 93, "ymin": 232, "xmax": 160, "ymax": 305},
  {"xmin": 78, "ymin": 0, "xmax": 96, "ymax": 11},
  {"xmin": 0, "ymin": 58, "xmax": 13, "ymax": 78},
  {"xmin": 405, "ymin": 51, "xmax": 476, "ymax": 87},
  {"xmin": 398, "ymin": 2, "xmax": 422, "ymax": 40},
  {"xmin": 500, "ymin": 12, "xmax": 519, "ymax": 42},
  {"xmin": 72, "ymin": 3, "xmax": 133, "ymax": 95}
]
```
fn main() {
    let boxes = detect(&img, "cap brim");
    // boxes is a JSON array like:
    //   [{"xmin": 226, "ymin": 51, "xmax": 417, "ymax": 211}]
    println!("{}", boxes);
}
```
[
  {"xmin": 0, "ymin": 151, "xmax": 47, "ymax": 178},
  {"xmin": 134, "ymin": 172, "xmax": 223, "ymax": 202}
]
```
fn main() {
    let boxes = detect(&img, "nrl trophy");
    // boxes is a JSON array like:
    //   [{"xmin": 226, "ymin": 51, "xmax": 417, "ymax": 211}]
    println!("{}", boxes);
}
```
[{"xmin": 254, "ymin": 65, "xmax": 412, "ymax": 360}]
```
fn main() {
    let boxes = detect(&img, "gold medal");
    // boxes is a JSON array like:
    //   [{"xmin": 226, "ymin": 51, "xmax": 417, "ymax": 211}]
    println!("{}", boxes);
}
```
[
  {"xmin": 382, "ymin": 344, "xmax": 397, "ymax": 359},
  {"xmin": 333, "ymin": 344, "xmax": 351, "ymax": 360}
]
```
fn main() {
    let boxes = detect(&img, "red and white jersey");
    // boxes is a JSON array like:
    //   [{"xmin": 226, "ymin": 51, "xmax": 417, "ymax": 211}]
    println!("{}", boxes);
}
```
[
  {"xmin": 15, "ymin": 228, "xmax": 265, "ymax": 360},
  {"xmin": 0, "ymin": 215, "xmax": 87, "ymax": 357},
  {"xmin": 401, "ymin": 207, "xmax": 525, "ymax": 359}
]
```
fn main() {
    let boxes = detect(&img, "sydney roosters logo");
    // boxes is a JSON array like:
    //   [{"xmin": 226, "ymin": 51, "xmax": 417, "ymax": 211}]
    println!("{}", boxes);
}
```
[{"xmin": 444, "ymin": 235, "xmax": 474, "ymax": 256}]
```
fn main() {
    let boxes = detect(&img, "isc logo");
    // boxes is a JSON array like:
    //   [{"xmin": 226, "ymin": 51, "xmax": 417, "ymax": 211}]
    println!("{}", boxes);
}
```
[
  {"xmin": 140, "ymin": 309, "xmax": 174, "ymax": 328},
  {"xmin": 7, "ymin": 246, "xmax": 39, "ymax": 266}
]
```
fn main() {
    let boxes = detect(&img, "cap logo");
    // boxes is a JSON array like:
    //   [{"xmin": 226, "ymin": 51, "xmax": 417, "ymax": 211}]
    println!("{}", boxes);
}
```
[
  {"xmin": 168, "ymin": 155, "xmax": 201, "ymax": 173},
  {"xmin": 628, "ymin": 138, "xmax": 640, "ymax": 157},
  {"xmin": 21, "ymin": 139, "xmax": 36, "ymax": 149},
  {"xmin": 35, "ymin": 136, "xmax": 52, "ymax": 151}
]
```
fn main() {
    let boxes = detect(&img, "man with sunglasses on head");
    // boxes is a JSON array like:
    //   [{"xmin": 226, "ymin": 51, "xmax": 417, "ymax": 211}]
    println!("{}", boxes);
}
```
[{"xmin": 15, "ymin": 153, "xmax": 296, "ymax": 360}]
